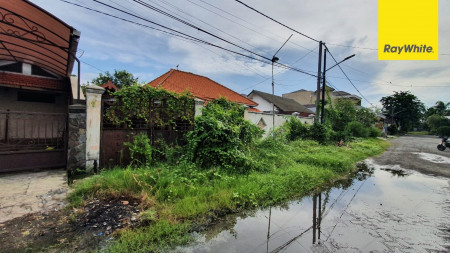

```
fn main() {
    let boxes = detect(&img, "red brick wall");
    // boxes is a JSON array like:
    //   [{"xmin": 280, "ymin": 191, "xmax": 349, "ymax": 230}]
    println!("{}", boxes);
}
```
[{"xmin": 0, "ymin": 72, "xmax": 65, "ymax": 90}]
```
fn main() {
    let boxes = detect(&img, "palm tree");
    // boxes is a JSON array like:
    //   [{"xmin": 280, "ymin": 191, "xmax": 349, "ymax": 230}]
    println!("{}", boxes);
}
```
[{"xmin": 434, "ymin": 101, "xmax": 449, "ymax": 116}]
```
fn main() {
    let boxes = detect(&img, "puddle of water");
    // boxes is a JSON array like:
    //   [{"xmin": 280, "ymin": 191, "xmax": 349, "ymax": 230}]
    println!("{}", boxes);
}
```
[
  {"xmin": 413, "ymin": 152, "xmax": 450, "ymax": 164},
  {"xmin": 379, "ymin": 164, "xmax": 410, "ymax": 177},
  {"xmin": 177, "ymin": 159, "xmax": 450, "ymax": 253}
]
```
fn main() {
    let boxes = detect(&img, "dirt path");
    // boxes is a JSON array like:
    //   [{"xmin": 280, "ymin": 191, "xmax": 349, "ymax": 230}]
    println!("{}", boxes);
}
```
[
  {"xmin": 0, "ymin": 198, "xmax": 142, "ymax": 253},
  {"xmin": 373, "ymin": 135, "xmax": 450, "ymax": 178},
  {"xmin": 0, "ymin": 170, "xmax": 142, "ymax": 252}
]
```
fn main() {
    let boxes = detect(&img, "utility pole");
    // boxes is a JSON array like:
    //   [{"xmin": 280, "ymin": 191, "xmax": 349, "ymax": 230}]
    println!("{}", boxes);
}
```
[
  {"xmin": 320, "ymin": 48, "xmax": 355, "ymax": 124},
  {"xmin": 272, "ymin": 56, "xmax": 278, "ymax": 133},
  {"xmin": 315, "ymin": 41, "xmax": 323, "ymax": 123},
  {"xmin": 321, "ymin": 46, "xmax": 327, "ymax": 124},
  {"xmin": 271, "ymin": 34, "xmax": 292, "ymax": 134}
]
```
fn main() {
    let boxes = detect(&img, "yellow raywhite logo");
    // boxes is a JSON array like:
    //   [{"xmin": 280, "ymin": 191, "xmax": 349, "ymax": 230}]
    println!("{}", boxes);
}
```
[{"xmin": 378, "ymin": 0, "xmax": 438, "ymax": 60}]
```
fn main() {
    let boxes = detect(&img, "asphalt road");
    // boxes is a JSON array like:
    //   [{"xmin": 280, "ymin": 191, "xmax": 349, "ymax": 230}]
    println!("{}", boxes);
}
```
[{"xmin": 373, "ymin": 135, "xmax": 450, "ymax": 178}]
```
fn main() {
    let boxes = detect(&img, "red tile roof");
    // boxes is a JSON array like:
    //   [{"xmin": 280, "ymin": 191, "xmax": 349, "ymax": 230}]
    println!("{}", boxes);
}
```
[
  {"xmin": 248, "ymin": 108, "xmax": 261, "ymax": 112},
  {"xmin": 147, "ymin": 69, "xmax": 258, "ymax": 107},
  {"xmin": 0, "ymin": 72, "xmax": 65, "ymax": 90},
  {"xmin": 101, "ymin": 80, "xmax": 119, "ymax": 91}
]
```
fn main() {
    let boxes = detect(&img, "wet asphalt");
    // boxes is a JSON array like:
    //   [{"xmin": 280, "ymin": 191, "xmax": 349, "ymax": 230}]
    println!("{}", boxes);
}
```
[
  {"xmin": 373, "ymin": 135, "xmax": 450, "ymax": 178},
  {"xmin": 178, "ymin": 136, "xmax": 450, "ymax": 253}
]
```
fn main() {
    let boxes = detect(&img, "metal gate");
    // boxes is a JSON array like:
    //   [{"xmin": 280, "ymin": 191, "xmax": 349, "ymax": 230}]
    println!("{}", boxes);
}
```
[{"xmin": 0, "ymin": 110, "xmax": 67, "ymax": 173}]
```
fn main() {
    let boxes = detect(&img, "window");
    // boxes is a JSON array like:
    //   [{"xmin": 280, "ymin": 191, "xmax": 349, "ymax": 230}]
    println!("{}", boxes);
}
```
[
  {"xmin": 31, "ymin": 65, "xmax": 56, "ymax": 78},
  {"xmin": 0, "ymin": 62, "xmax": 22, "ymax": 73},
  {"xmin": 0, "ymin": 62, "xmax": 57, "ymax": 78}
]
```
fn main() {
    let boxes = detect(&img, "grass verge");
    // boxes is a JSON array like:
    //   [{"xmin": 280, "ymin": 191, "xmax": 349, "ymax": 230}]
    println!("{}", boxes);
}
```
[
  {"xmin": 407, "ymin": 131, "xmax": 430, "ymax": 136},
  {"xmin": 69, "ymin": 138, "xmax": 389, "ymax": 252}
]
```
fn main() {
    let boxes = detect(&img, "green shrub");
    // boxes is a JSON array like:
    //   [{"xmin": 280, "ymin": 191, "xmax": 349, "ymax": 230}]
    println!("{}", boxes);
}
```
[
  {"xmin": 346, "ymin": 121, "xmax": 369, "ymax": 138},
  {"xmin": 427, "ymin": 114, "xmax": 450, "ymax": 134},
  {"xmin": 286, "ymin": 117, "xmax": 309, "ymax": 141},
  {"xmin": 387, "ymin": 124, "xmax": 398, "ymax": 135},
  {"xmin": 368, "ymin": 126, "xmax": 381, "ymax": 137},
  {"xmin": 329, "ymin": 130, "xmax": 351, "ymax": 142},
  {"xmin": 124, "ymin": 133, "xmax": 152, "ymax": 167},
  {"xmin": 437, "ymin": 126, "xmax": 450, "ymax": 137},
  {"xmin": 186, "ymin": 98, "xmax": 263, "ymax": 173},
  {"xmin": 308, "ymin": 123, "xmax": 329, "ymax": 144}
]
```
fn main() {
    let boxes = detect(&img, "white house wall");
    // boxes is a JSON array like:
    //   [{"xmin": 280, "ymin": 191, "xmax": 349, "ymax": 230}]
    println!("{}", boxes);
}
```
[
  {"xmin": 247, "ymin": 111, "xmax": 314, "ymax": 137},
  {"xmin": 248, "ymin": 93, "xmax": 277, "ymax": 112}
]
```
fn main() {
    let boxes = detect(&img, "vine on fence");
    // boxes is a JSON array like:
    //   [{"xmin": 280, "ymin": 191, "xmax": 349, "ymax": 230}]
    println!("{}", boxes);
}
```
[{"xmin": 104, "ymin": 85, "xmax": 195, "ymax": 128}]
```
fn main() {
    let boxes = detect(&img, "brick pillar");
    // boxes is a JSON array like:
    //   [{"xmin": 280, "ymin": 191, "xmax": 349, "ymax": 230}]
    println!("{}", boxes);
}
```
[{"xmin": 85, "ymin": 85, "xmax": 104, "ymax": 172}]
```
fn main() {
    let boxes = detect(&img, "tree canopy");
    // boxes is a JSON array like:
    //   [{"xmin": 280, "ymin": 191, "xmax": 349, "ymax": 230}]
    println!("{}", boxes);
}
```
[
  {"xmin": 90, "ymin": 69, "xmax": 138, "ymax": 88},
  {"xmin": 380, "ymin": 91, "xmax": 425, "ymax": 133},
  {"xmin": 425, "ymin": 101, "xmax": 450, "ymax": 117}
]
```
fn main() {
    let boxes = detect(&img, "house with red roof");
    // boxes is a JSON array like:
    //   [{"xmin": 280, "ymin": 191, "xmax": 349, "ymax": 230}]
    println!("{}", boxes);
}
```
[
  {"xmin": 147, "ymin": 69, "xmax": 315, "ymax": 136},
  {"xmin": 147, "ymin": 69, "xmax": 259, "ymax": 114},
  {"xmin": 101, "ymin": 80, "xmax": 120, "ymax": 92}
]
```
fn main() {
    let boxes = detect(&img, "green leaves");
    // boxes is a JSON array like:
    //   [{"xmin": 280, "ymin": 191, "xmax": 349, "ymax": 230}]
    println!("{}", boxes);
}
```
[
  {"xmin": 186, "ymin": 98, "xmax": 263, "ymax": 173},
  {"xmin": 380, "ymin": 91, "xmax": 425, "ymax": 133},
  {"xmin": 124, "ymin": 133, "xmax": 152, "ymax": 167},
  {"xmin": 90, "ymin": 69, "xmax": 139, "ymax": 88},
  {"xmin": 105, "ymin": 85, "xmax": 194, "ymax": 129}
]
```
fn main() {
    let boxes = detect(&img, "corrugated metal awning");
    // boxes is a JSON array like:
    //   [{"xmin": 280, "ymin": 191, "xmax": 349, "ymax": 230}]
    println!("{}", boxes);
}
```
[{"xmin": 0, "ymin": 0, "xmax": 79, "ymax": 77}]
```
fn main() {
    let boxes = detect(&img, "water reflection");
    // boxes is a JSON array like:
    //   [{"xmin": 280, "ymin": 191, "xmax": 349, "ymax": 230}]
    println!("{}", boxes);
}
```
[
  {"xmin": 381, "ymin": 167, "xmax": 409, "ymax": 177},
  {"xmin": 178, "ymin": 160, "xmax": 450, "ymax": 253}
]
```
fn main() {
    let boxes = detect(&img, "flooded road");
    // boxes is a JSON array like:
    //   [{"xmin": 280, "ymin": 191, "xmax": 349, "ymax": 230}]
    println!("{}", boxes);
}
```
[{"xmin": 178, "ymin": 137, "xmax": 450, "ymax": 253}]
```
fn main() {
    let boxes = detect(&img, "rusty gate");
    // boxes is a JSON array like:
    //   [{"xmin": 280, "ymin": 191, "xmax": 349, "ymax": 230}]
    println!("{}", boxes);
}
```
[
  {"xmin": 0, "ymin": 110, "xmax": 67, "ymax": 173},
  {"xmin": 100, "ymin": 98, "xmax": 194, "ymax": 168}
]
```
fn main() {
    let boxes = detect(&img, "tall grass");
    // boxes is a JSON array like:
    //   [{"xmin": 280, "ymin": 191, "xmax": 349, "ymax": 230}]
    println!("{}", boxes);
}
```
[{"xmin": 69, "ymin": 138, "xmax": 388, "ymax": 252}]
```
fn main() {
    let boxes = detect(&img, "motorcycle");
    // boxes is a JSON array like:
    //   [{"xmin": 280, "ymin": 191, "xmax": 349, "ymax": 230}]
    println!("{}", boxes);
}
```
[{"xmin": 437, "ymin": 137, "xmax": 450, "ymax": 151}]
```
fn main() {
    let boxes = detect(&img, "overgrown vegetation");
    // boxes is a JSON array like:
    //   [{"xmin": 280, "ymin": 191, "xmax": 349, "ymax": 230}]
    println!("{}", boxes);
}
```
[
  {"xmin": 124, "ymin": 133, "xmax": 153, "ymax": 167},
  {"xmin": 185, "ymin": 98, "xmax": 263, "ymax": 173},
  {"xmin": 284, "ymin": 99, "xmax": 380, "ymax": 144},
  {"xmin": 70, "ymin": 138, "xmax": 387, "ymax": 252},
  {"xmin": 69, "ymin": 96, "xmax": 389, "ymax": 252},
  {"xmin": 105, "ymin": 85, "xmax": 194, "ymax": 129}
]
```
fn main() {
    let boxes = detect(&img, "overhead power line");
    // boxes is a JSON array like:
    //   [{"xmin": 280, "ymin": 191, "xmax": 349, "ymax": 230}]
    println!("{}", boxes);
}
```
[
  {"xmin": 129, "ymin": 0, "xmax": 270, "ymax": 60},
  {"xmin": 80, "ymin": 59, "xmax": 105, "ymax": 73},
  {"xmin": 191, "ymin": 0, "xmax": 313, "ymax": 52},
  {"xmin": 93, "ymin": 0, "xmax": 316, "ymax": 76},
  {"xmin": 326, "ymin": 43, "xmax": 378, "ymax": 51},
  {"xmin": 59, "ymin": 0, "xmax": 316, "ymax": 77},
  {"xmin": 59, "ymin": 0, "xmax": 204, "ymax": 42},
  {"xmin": 155, "ymin": 0, "xmax": 264, "ymax": 55},
  {"xmin": 234, "ymin": 0, "xmax": 319, "ymax": 43},
  {"xmin": 325, "ymin": 45, "xmax": 373, "ymax": 106}
]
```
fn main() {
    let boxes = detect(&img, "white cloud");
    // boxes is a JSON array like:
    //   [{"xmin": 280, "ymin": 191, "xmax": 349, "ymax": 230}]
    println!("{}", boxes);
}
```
[{"xmin": 28, "ymin": 0, "xmax": 450, "ymax": 107}]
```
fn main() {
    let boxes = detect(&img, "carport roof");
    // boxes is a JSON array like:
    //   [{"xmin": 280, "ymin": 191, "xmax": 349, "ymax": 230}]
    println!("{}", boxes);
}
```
[{"xmin": 0, "ymin": 0, "xmax": 80, "ymax": 77}]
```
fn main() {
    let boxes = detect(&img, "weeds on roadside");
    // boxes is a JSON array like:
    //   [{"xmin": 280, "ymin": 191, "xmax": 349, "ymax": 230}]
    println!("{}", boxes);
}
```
[{"xmin": 69, "ymin": 138, "xmax": 388, "ymax": 252}]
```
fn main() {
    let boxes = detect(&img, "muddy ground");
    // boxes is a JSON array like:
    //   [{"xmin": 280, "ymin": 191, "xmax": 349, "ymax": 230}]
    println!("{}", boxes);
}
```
[{"xmin": 0, "ymin": 198, "xmax": 141, "ymax": 253}]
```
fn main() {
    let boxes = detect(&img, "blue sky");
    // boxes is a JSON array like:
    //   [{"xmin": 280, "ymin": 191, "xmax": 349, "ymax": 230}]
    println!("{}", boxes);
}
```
[{"xmin": 30, "ymin": 0, "xmax": 450, "ymax": 108}]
